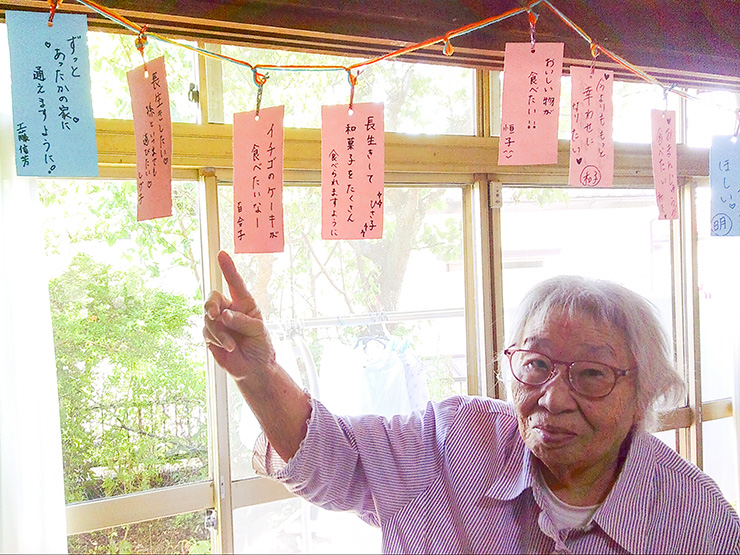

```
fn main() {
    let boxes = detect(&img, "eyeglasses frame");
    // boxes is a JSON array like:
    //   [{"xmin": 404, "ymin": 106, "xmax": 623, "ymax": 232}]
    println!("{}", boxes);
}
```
[{"xmin": 503, "ymin": 346, "xmax": 633, "ymax": 399}]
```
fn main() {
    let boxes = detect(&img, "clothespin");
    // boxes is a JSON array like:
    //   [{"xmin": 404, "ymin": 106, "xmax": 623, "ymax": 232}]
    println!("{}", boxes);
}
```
[
  {"xmin": 47, "ymin": 0, "xmax": 63, "ymax": 27},
  {"xmin": 135, "ymin": 24, "xmax": 149, "ymax": 77},
  {"xmin": 253, "ymin": 70, "xmax": 268, "ymax": 120},
  {"xmin": 347, "ymin": 70, "xmax": 360, "ymax": 115},
  {"xmin": 527, "ymin": 6, "xmax": 539, "ymax": 53}
]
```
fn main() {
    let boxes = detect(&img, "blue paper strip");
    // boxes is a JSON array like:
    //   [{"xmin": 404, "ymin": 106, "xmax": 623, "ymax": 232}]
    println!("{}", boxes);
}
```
[
  {"xmin": 710, "ymin": 135, "xmax": 740, "ymax": 237},
  {"xmin": 6, "ymin": 11, "xmax": 98, "ymax": 177}
]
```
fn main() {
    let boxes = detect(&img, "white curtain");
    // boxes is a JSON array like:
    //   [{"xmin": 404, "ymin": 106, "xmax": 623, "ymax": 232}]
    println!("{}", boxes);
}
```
[{"xmin": 0, "ymin": 24, "xmax": 68, "ymax": 554}]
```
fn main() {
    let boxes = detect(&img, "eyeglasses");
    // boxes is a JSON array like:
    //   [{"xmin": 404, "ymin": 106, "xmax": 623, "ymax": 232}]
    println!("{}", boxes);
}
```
[{"xmin": 504, "ymin": 347, "xmax": 633, "ymax": 399}]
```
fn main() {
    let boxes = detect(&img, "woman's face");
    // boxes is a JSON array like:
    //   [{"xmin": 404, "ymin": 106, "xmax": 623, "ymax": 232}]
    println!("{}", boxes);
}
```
[{"xmin": 510, "ymin": 309, "xmax": 638, "ymax": 480}]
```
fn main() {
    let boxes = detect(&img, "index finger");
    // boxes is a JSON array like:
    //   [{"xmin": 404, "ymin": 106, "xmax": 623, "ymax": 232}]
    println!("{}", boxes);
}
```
[{"xmin": 218, "ymin": 250, "xmax": 261, "ymax": 317}]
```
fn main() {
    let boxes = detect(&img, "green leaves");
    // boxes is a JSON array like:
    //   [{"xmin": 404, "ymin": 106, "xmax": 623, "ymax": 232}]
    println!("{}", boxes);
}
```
[
  {"xmin": 41, "ymin": 176, "xmax": 208, "ymax": 507},
  {"xmin": 50, "ymin": 253, "xmax": 207, "ymax": 502}
]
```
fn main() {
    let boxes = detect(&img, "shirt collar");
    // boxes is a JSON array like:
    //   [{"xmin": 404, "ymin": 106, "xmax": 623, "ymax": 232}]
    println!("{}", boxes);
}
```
[
  {"xmin": 482, "ymin": 428, "xmax": 658, "ymax": 553},
  {"xmin": 591, "ymin": 430, "xmax": 656, "ymax": 554},
  {"xmin": 483, "ymin": 434, "xmax": 535, "ymax": 501}
]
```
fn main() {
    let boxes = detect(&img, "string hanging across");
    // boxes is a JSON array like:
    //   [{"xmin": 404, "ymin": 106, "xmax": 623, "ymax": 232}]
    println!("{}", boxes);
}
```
[{"xmin": 36, "ymin": 0, "xmax": 739, "ymax": 118}]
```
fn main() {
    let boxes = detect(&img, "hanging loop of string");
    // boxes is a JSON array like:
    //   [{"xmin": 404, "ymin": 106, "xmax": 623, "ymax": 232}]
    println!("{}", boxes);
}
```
[
  {"xmin": 442, "ymin": 31, "xmax": 455, "ymax": 56},
  {"xmin": 47, "ymin": 0, "xmax": 63, "ymax": 27},
  {"xmin": 252, "ymin": 69, "xmax": 269, "ymax": 88},
  {"xmin": 442, "ymin": 39, "xmax": 454, "ymax": 56},
  {"xmin": 733, "ymin": 109, "xmax": 740, "ymax": 143},
  {"xmin": 134, "ymin": 24, "xmax": 148, "ymax": 58},
  {"xmin": 134, "ymin": 24, "xmax": 149, "ymax": 75}
]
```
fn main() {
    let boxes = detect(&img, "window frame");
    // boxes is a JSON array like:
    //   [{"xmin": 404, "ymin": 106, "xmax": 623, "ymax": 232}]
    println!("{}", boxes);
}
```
[{"xmin": 16, "ymin": 23, "xmax": 729, "ymax": 554}]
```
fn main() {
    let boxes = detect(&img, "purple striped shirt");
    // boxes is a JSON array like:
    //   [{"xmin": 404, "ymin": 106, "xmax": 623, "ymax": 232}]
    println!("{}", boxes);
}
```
[{"xmin": 255, "ymin": 396, "xmax": 740, "ymax": 554}]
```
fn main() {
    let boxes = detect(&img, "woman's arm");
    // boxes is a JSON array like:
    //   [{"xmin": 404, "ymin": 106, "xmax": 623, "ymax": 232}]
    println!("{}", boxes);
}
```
[{"xmin": 203, "ymin": 250, "xmax": 311, "ymax": 462}]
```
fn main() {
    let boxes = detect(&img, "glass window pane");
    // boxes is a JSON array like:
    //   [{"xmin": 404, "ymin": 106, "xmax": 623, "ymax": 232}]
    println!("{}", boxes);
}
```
[
  {"xmin": 494, "ymin": 75, "xmax": 680, "ymax": 144},
  {"xmin": 500, "ymin": 187, "xmax": 673, "ymax": 330},
  {"xmin": 218, "ymin": 46, "xmax": 474, "ymax": 134},
  {"xmin": 67, "ymin": 511, "xmax": 210, "ymax": 554},
  {"xmin": 652, "ymin": 429, "xmax": 677, "ymax": 451},
  {"xmin": 557, "ymin": 76, "xmax": 571, "ymax": 141},
  {"xmin": 40, "ymin": 179, "xmax": 208, "ymax": 502},
  {"xmin": 686, "ymin": 90, "xmax": 740, "ymax": 148},
  {"xmin": 702, "ymin": 417, "xmax": 739, "ymax": 511},
  {"xmin": 558, "ymin": 78, "xmax": 681, "ymax": 143},
  {"xmin": 88, "ymin": 31, "xmax": 199, "ymax": 122},
  {"xmin": 500, "ymin": 187, "xmax": 674, "ymax": 386},
  {"xmin": 611, "ymin": 81, "xmax": 681, "ymax": 144},
  {"xmin": 218, "ymin": 185, "xmax": 467, "ymax": 479},
  {"xmin": 233, "ymin": 497, "xmax": 381, "ymax": 554},
  {"xmin": 696, "ymin": 185, "xmax": 740, "ymax": 402}
]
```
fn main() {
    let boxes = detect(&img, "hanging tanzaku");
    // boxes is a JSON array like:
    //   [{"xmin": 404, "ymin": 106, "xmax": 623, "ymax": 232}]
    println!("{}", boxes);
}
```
[
  {"xmin": 127, "ymin": 56, "xmax": 173, "ymax": 221},
  {"xmin": 233, "ymin": 105, "xmax": 285, "ymax": 253},
  {"xmin": 321, "ymin": 103, "xmax": 385, "ymax": 240},
  {"xmin": 6, "ymin": 10, "xmax": 98, "ymax": 177},
  {"xmin": 498, "ymin": 42, "xmax": 564, "ymax": 166}
]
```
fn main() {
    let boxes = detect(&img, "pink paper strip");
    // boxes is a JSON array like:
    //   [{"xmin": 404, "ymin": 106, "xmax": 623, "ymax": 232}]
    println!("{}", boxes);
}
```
[
  {"xmin": 233, "ymin": 105, "xmax": 285, "ymax": 253},
  {"xmin": 568, "ymin": 67, "xmax": 614, "ymax": 188},
  {"xmin": 127, "ymin": 56, "xmax": 172, "ymax": 221},
  {"xmin": 321, "ymin": 103, "xmax": 384, "ymax": 240},
  {"xmin": 650, "ymin": 109, "xmax": 679, "ymax": 220},
  {"xmin": 499, "ymin": 42, "xmax": 564, "ymax": 166}
]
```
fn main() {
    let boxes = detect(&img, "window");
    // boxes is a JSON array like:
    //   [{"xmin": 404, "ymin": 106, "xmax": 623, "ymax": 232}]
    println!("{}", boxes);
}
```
[
  {"xmin": 88, "ymin": 32, "xmax": 199, "ymax": 123},
  {"xmin": 498, "ymin": 186, "xmax": 675, "ymax": 408},
  {"xmin": 215, "ymin": 183, "xmax": 465, "ymax": 551},
  {"xmin": 218, "ymin": 184, "xmax": 467, "ymax": 481},
  {"xmin": 67, "ymin": 511, "xmax": 210, "ymax": 554},
  {"xmin": 1, "ymin": 13, "xmax": 732, "ymax": 553},
  {"xmin": 685, "ymin": 90, "xmax": 740, "ymax": 148},
  {"xmin": 696, "ymin": 183, "xmax": 740, "ymax": 508},
  {"xmin": 40, "ymin": 179, "xmax": 208, "ymax": 552},
  {"xmin": 500, "ymin": 187, "xmax": 673, "ymax": 330},
  {"xmin": 217, "ymin": 46, "xmax": 475, "ymax": 134},
  {"xmin": 233, "ymin": 497, "xmax": 382, "ymax": 553}
]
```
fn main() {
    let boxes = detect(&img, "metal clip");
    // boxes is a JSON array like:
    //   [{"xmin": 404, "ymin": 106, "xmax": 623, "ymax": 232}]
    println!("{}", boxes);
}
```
[
  {"xmin": 253, "ymin": 70, "xmax": 268, "ymax": 120},
  {"xmin": 188, "ymin": 83, "xmax": 199, "ymax": 104},
  {"xmin": 204, "ymin": 509, "xmax": 217, "ymax": 530}
]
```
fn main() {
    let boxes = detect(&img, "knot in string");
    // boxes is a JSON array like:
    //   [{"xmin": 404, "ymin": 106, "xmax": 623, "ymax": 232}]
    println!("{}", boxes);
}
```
[
  {"xmin": 135, "ymin": 25, "xmax": 149, "ymax": 56},
  {"xmin": 347, "ymin": 70, "xmax": 359, "ymax": 114},
  {"xmin": 252, "ymin": 70, "xmax": 269, "ymax": 88},
  {"xmin": 442, "ymin": 31, "xmax": 455, "ymax": 56}
]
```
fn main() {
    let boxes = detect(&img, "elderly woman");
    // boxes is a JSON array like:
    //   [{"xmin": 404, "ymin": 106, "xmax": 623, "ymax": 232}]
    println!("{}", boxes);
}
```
[{"xmin": 204, "ymin": 251, "xmax": 740, "ymax": 554}]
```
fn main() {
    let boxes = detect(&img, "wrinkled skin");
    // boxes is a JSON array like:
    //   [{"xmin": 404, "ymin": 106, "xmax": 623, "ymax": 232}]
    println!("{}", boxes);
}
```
[
  {"xmin": 510, "ymin": 309, "xmax": 638, "ymax": 506},
  {"xmin": 203, "ymin": 251, "xmax": 311, "ymax": 462}
]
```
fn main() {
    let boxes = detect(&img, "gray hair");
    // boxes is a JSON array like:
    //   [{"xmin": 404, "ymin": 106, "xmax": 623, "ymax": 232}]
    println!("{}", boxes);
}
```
[{"xmin": 505, "ymin": 275, "xmax": 685, "ymax": 432}]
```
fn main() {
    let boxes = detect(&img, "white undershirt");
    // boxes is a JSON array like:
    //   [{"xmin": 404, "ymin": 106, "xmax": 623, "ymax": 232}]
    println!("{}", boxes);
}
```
[{"xmin": 537, "ymin": 468, "xmax": 601, "ymax": 531}]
